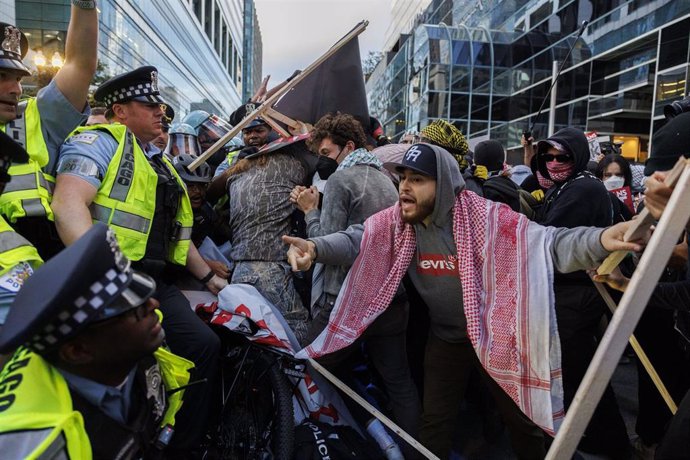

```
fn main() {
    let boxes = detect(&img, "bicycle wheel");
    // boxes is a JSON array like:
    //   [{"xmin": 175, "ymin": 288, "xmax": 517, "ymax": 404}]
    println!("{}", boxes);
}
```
[{"xmin": 216, "ymin": 348, "xmax": 294, "ymax": 460}]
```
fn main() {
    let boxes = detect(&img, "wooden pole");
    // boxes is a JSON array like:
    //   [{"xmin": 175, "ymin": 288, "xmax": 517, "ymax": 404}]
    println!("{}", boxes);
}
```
[
  {"xmin": 547, "ymin": 164, "xmax": 690, "ymax": 459},
  {"xmin": 590, "ymin": 278, "xmax": 677, "ymax": 414},
  {"xmin": 308, "ymin": 359, "xmax": 440, "ymax": 460},
  {"xmin": 189, "ymin": 20, "xmax": 369, "ymax": 171}
]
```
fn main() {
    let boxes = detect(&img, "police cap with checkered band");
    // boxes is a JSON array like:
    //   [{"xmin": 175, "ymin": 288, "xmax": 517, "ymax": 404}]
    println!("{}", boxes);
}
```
[
  {"xmin": 0, "ymin": 23, "xmax": 30, "ymax": 76},
  {"xmin": 94, "ymin": 65, "xmax": 166, "ymax": 108},
  {"xmin": 0, "ymin": 223, "xmax": 157, "ymax": 354}
]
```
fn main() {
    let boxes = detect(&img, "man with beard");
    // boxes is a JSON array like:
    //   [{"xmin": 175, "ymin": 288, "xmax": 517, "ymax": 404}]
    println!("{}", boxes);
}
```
[
  {"xmin": 0, "ymin": 223, "xmax": 193, "ymax": 458},
  {"xmin": 0, "ymin": 4, "xmax": 98, "ymax": 259},
  {"xmin": 284, "ymin": 143, "xmax": 644, "ymax": 459},
  {"xmin": 51, "ymin": 67, "xmax": 224, "ymax": 456}
]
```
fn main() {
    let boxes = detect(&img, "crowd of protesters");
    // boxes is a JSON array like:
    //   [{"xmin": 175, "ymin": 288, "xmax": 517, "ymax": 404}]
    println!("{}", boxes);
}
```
[{"xmin": 1, "ymin": 4, "xmax": 690, "ymax": 460}]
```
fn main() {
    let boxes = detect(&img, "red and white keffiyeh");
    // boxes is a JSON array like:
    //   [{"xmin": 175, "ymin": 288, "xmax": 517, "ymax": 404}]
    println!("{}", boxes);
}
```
[{"xmin": 296, "ymin": 190, "xmax": 564, "ymax": 434}]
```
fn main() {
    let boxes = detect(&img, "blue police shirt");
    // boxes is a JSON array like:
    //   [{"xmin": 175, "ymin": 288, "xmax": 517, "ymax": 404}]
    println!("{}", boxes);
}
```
[
  {"xmin": 56, "ymin": 129, "xmax": 162, "ymax": 188},
  {"xmin": 36, "ymin": 79, "xmax": 91, "ymax": 175},
  {"xmin": 58, "ymin": 366, "xmax": 137, "ymax": 425}
]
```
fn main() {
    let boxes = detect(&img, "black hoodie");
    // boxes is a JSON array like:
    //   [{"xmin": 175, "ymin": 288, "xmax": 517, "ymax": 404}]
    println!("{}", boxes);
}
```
[{"xmin": 535, "ymin": 127, "xmax": 613, "ymax": 230}]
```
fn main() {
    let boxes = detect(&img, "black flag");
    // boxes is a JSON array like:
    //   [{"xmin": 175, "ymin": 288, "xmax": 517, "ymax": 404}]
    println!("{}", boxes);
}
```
[{"xmin": 273, "ymin": 36, "xmax": 370, "ymax": 127}]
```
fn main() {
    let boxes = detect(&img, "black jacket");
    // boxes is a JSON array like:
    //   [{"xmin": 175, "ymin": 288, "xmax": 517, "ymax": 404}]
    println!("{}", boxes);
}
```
[{"xmin": 535, "ymin": 128, "xmax": 613, "ymax": 283}]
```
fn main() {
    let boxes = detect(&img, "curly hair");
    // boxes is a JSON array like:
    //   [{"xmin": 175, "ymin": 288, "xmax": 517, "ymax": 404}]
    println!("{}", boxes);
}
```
[{"xmin": 307, "ymin": 112, "xmax": 367, "ymax": 152}]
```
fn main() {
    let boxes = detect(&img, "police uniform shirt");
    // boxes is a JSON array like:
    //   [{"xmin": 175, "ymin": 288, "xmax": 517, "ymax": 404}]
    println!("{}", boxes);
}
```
[
  {"xmin": 58, "ymin": 366, "xmax": 137, "ymax": 425},
  {"xmin": 56, "ymin": 131, "xmax": 164, "ymax": 188},
  {"xmin": 15, "ymin": 79, "xmax": 91, "ymax": 175}
]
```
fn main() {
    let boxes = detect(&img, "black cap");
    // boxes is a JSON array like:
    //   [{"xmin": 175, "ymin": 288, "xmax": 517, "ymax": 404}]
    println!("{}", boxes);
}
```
[
  {"xmin": 0, "ymin": 23, "xmax": 30, "ymax": 76},
  {"xmin": 162, "ymin": 104, "xmax": 175, "ymax": 129},
  {"xmin": 95, "ymin": 66, "xmax": 166, "ymax": 108},
  {"xmin": 645, "ymin": 111, "xmax": 690, "ymax": 176},
  {"xmin": 383, "ymin": 143, "xmax": 437, "ymax": 178},
  {"xmin": 474, "ymin": 140, "xmax": 505, "ymax": 173},
  {"xmin": 0, "ymin": 223, "xmax": 156, "ymax": 354}
]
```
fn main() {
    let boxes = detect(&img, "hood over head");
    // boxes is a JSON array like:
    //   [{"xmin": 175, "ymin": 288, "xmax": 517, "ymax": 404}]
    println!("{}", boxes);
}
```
[
  {"xmin": 535, "ymin": 127, "xmax": 590, "ymax": 181},
  {"xmin": 423, "ymin": 143, "xmax": 465, "ymax": 226}
]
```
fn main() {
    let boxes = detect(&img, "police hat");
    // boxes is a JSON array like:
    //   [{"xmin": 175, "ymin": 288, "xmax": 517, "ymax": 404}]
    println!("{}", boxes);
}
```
[
  {"xmin": 0, "ymin": 23, "xmax": 30, "ymax": 76},
  {"xmin": 94, "ymin": 66, "xmax": 166, "ymax": 108},
  {"xmin": 0, "ymin": 223, "xmax": 157, "ymax": 354},
  {"xmin": 162, "ymin": 104, "xmax": 175, "ymax": 130}
]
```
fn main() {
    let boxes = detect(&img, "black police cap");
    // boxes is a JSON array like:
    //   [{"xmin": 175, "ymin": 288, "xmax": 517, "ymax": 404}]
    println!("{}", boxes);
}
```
[
  {"xmin": 0, "ymin": 223, "xmax": 156, "ymax": 354},
  {"xmin": 94, "ymin": 66, "xmax": 166, "ymax": 108},
  {"xmin": 0, "ymin": 23, "xmax": 30, "ymax": 76}
]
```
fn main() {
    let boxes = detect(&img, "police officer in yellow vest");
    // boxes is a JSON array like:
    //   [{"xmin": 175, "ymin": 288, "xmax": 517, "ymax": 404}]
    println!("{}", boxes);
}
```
[
  {"xmin": 0, "ymin": 131, "xmax": 42, "ymax": 333},
  {"xmin": 0, "ymin": 1, "xmax": 98, "ymax": 260},
  {"xmin": 0, "ymin": 223, "xmax": 193, "ymax": 459},
  {"xmin": 51, "ymin": 67, "xmax": 225, "ymax": 455}
]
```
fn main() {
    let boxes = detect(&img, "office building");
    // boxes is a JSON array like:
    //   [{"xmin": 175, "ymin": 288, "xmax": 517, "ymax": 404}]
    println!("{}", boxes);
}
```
[{"xmin": 367, "ymin": 0, "xmax": 690, "ymax": 162}]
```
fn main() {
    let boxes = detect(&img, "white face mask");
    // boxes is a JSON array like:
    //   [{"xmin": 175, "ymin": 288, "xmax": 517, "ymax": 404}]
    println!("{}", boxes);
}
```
[{"xmin": 604, "ymin": 175, "xmax": 625, "ymax": 191}]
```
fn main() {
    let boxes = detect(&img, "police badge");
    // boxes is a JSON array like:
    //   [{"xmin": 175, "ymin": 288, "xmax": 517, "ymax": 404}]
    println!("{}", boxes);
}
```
[
  {"xmin": 145, "ymin": 363, "xmax": 166, "ymax": 419},
  {"xmin": 2, "ymin": 25, "xmax": 22, "ymax": 57},
  {"xmin": 151, "ymin": 70, "xmax": 160, "ymax": 93}
]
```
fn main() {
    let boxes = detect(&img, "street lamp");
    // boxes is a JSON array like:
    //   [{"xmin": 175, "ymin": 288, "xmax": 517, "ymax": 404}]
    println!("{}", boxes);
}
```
[
  {"xmin": 33, "ymin": 50, "xmax": 47, "ymax": 67},
  {"xmin": 50, "ymin": 51, "xmax": 64, "ymax": 68},
  {"xmin": 33, "ymin": 49, "xmax": 64, "ymax": 89}
]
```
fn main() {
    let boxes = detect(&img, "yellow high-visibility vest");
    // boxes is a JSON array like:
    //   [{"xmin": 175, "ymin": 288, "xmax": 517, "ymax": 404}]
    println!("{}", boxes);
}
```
[
  {"xmin": 0, "ymin": 99, "xmax": 55, "ymax": 222},
  {"xmin": 70, "ymin": 123, "xmax": 194, "ymax": 265},
  {"xmin": 0, "ymin": 346, "xmax": 192, "ymax": 459}
]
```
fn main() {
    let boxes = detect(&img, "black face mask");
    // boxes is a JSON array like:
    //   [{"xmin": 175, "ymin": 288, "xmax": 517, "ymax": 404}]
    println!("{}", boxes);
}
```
[{"xmin": 315, "ymin": 155, "xmax": 339, "ymax": 180}]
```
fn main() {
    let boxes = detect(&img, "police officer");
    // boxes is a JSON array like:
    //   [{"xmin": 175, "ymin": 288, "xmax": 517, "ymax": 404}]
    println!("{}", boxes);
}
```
[
  {"xmin": 151, "ymin": 104, "xmax": 175, "ymax": 151},
  {"xmin": 0, "ymin": 1, "xmax": 98, "ymax": 259},
  {"xmin": 0, "ymin": 223, "xmax": 193, "ymax": 459},
  {"xmin": 0, "ymin": 131, "xmax": 42, "ymax": 331},
  {"xmin": 51, "ymin": 66, "xmax": 224, "ymax": 454}
]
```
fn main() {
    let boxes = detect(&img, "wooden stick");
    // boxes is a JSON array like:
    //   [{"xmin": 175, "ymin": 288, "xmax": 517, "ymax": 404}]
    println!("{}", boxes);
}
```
[
  {"xmin": 308, "ymin": 358, "xmax": 440, "ymax": 460},
  {"xmin": 547, "ymin": 164, "xmax": 690, "ymax": 459},
  {"xmin": 189, "ymin": 20, "xmax": 369, "ymax": 171},
  {"xmin": 260, "ymin": 113, "xmax": 291, "ymax": 138},
  {"xmin": 265, "ymin": 107, "xmax": 301, "ymax": 130},
  {"xmin": 598, "ymin": 157, "xmax": 690, "ymax": 274},
  {"xmin": 590, "ymin": 277, "xmax": 678, "ymax": 414}
]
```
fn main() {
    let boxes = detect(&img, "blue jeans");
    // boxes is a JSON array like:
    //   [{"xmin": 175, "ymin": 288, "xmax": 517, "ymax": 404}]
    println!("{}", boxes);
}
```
[{"xmin": 231, "ymin": 260, "xmax": 310, "ymax": 344}]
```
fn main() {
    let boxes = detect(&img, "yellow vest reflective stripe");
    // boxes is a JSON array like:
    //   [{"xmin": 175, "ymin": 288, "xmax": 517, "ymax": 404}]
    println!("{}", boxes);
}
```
[
  {"xmin": 0, "ymin": 347, "xmax": 92, "ymax": 459},
  {"xmin": 71, "ymin": 124, "xmax": 194, "ymax": 265},
  {"xmin": 0, "ymin": 215, "xmax": 42, "ymax": 276},
  {"xmin": 0, "ymin": 99, "xmax": 55, "ymax": 222},
  {"xmin": 0, "ymin": 346, "xmax": 192, "ymax": 458}
]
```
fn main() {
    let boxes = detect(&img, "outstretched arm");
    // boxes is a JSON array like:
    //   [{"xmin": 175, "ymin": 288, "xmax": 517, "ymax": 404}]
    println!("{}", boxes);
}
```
[
  {"xmin": 283, "ymin": 223, "xmax": 364, "ymax": 271},
  {"xmin": 549, "ymin": 220, "xmax": 646, "ymax": 273},
  {"xmin": 52, "ymin": 2, "xmax": 99, "ymax": 112}
]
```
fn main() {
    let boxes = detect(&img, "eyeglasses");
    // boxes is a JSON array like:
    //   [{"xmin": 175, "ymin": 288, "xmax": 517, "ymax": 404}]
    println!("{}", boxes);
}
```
[{"xmin": 540, "ymin": 153, "xmax": 572, "ymax": 163}]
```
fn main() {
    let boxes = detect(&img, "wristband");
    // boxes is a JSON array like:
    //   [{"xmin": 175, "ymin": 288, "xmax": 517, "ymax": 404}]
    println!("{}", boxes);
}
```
[
  {"xmin": 72, "ymin": 0, "xmax": 97, "ymax": 9},
  {"xmin": 199, "ymin": 270, "xmax": 214, "ymax": 284}
]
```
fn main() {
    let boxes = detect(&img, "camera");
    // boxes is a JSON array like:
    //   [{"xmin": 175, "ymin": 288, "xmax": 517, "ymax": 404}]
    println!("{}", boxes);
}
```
[{"xmin": 664, "ymin": 96, "xmax": 690, "ymax": 120}]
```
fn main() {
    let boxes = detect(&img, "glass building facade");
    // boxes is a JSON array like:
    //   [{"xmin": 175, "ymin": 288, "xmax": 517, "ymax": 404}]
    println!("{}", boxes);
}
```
[
  {"xmin": 15, "ymin": 0, "xmax": 249, "ymax": 118},
  {"xmin": 367, "ymin": 0, "xmax": 690, "ymax": 162}
]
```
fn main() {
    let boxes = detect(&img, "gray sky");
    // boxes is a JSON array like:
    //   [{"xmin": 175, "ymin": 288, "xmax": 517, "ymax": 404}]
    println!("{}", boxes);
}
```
[{"xmin": 253, "ymin": 0, "xmax": 390, "ymax": 83}]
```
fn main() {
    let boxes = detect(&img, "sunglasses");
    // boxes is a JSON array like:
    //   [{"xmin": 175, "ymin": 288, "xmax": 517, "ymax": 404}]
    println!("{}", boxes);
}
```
[{"xmin": 540, "ymin": 153, "xmax": 572, "ymax": 163}]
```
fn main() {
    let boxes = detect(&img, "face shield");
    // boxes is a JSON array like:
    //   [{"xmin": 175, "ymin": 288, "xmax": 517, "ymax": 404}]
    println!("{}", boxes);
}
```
[{"xmin": 196, "ymin": 115, "xmax": 233, "ymax": 150}]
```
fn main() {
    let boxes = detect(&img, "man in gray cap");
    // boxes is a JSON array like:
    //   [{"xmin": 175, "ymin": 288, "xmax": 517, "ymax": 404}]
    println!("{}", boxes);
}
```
[
  {"xmin": 0, "ymin": 223, "xmax": 193, "ymax": 458},
  {"xmin": 51, "ymin": 66, "xmax": 225, "ymax": 454},
  {"xmin": 0, "ymin": 2, "xmax": 98, "ymax": 259}
]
